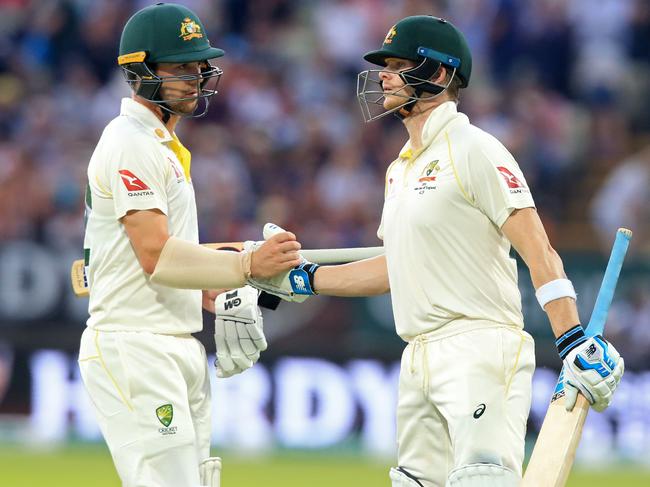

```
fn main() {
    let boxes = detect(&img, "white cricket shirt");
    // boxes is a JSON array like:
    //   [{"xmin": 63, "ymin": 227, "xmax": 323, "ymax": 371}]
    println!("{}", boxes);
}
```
[
  {"xmin": 378, "ymin": 101, "xmax": 535, "ymax": 341},
  {"xmin": 83, "ymin": 98, "xmax": 202, "ymax": 334}
]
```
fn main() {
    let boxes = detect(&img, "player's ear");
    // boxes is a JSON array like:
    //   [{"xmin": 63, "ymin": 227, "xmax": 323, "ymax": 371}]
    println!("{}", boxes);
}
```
[{"xmin": 431, "ymin": 64, "xmax": 448, "ymax": 85}]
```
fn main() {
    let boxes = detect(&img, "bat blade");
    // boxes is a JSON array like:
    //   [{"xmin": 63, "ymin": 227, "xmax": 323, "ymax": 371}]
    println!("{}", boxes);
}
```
[
  {"xmin": 522, "ymin": 389, "xmax": 589, "ymax": 487},
  {"xmin": 522, "ymin": 228, "xmax": 632, "ymax": 486},
  {"xmin": 70, "ymin": 243, "xmax": 384, "ymax": 297}
]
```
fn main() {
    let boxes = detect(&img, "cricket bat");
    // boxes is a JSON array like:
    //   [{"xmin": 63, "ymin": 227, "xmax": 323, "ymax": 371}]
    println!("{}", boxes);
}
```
[
  {"xmin": 522, "ymin": 228, "xmax": 632, "ymax": 487},
  {"xmin": 70, "ymin": 242, "xmax": 384, "ymax": 298}
]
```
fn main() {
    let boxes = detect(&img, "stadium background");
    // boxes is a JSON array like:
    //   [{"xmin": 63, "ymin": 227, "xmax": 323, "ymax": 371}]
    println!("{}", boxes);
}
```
[{"xmin": 0, "ymin": 0, "xmax": 649, "ymax": 485}]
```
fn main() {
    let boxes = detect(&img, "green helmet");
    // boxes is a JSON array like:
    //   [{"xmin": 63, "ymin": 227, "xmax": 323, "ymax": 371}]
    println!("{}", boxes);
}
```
[
  {"xmin": 364, "ymin": 15, "xmax": 471, "ymax": 88},
  {"xmin": 118, "ymin": 3, "xmax": 225, "ymax": 117},
  {"xmin": 357, "ymin": 16, "xmax": 472, "ymax": 122}
]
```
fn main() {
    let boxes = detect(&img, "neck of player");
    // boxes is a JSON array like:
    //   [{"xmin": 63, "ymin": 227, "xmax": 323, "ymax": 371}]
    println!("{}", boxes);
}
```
[
  {"xmin": 403, "ymin": 93, "xmax": 451, "ymax": 152},
  {"xmin": 134, "ymin": 95, "xmax": 181, "ymax": 132}
]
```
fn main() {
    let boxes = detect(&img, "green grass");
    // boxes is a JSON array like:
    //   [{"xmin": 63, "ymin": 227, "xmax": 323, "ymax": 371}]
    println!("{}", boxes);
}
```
[{"xmin": 0, "ymin": 445, "xmax": 648, "ymax": 486}]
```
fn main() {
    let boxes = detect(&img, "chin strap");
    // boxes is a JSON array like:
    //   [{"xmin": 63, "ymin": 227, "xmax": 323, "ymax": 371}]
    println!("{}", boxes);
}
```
[
  {"xmin": 395, "ymin": 102, "xmax": 416, "ymax": 120},
  {"xmin": 161, "ymin": 109, "xmax": 171, "ymax": 124}
]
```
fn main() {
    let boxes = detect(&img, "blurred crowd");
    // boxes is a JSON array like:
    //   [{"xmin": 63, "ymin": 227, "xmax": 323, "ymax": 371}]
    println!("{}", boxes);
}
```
[
  {"xmin": 0, "ymin": 0, "xmax": 648, "ymax": 252},
  {"xmin": 0, "ymin": 0, "xmax": 649, "ymax": 363}
]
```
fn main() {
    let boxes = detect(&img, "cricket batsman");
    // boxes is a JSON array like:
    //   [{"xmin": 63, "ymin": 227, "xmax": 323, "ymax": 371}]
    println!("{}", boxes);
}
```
[
  {"xmin": 248, "ymin": 15, "xmax": 625, "ymax": 487},
  {"xmin": 77, "ymin": 4, "xmax": 301, "ymax": 486}
]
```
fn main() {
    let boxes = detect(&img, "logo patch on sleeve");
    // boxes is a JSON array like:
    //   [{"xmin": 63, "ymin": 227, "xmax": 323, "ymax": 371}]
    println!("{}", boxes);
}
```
[
  {"xmin": 497, "ymin": 166, "xmax": 526, "ymax": 190},
  {"xmin": 119, "ymin": 170, "xmax": 154, "ymax": 195}
]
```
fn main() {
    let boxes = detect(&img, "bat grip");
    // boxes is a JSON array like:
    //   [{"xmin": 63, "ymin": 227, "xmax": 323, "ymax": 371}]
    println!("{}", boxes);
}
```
[{"xmin": 584, "ymin": 228, "xmax": 632, "ymax": 337}]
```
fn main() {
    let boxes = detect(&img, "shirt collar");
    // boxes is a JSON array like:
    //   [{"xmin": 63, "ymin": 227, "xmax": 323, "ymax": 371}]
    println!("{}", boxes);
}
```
[
  {"xmin": 120, "ymin": 98, "xmax": 173, "ymax": 143},
  {"xmin": 398, "ymin": 101, "xmax": 461, "ymax": 160}
]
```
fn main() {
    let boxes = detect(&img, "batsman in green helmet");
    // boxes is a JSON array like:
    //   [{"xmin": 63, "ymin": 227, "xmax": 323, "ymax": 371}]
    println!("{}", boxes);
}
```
[
  {"xmin": 247, "ymin": 14, "xmax": 624, "ymax": 487},
  {"xmin": 357, "ymin": 15, "xmax": 471, "ymax": 122},
  {"xmin": 78, "ymin": 4, "xmax": 302, "ymax": 487},
  {"xmin": 117, "ymin": 2, "xmax": 225, "ymax": 119}
]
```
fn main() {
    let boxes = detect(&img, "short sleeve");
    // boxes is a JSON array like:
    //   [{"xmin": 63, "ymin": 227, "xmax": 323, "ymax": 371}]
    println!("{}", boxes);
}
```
[
  {"xmin": 466, "ymin": 135, "xmax": 535, "ymax": 227},
  {"xmin": 103, "ymin": 137, "xmax": 170, "ymax": 220}
]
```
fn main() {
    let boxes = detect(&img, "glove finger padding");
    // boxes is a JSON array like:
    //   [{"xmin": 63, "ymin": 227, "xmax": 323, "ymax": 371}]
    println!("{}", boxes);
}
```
[
  {"xmin": 214, "ymin": 321, "xmax": 242, "ymax": 378},
  {"xmin": 214, "ymin": 285, "xmax": 265, "ymax": 378},
  {"xmin": 235, "ymin": 321, "xmax": 267, "ymax": 358},
  {"xmin": 225, "ymin": 318, "xmax": 253, "ymax": 370},
  {"xmin": 563, "ymin": 381, "xmax": 580, "ymax": 411}
]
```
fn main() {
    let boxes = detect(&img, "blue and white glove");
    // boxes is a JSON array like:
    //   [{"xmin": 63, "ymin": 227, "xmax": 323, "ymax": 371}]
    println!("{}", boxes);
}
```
[
  {"xmin": 556, "ymin": 325, "xmax": 624, "ymax": 412},
  {"xmin": 247, "ymin": 261, "xmax": 320, "ymax": 303},
  {"xmin": 214, "ymin": 286, "xmax": 267, "ymax": 378},
  {"xmin": 245, "ymin": 223, "xmax": 320, "ymax": 303}
]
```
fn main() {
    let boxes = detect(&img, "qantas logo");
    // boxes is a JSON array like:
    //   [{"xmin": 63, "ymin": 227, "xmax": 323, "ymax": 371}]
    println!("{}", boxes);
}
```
[
  {"xmin": 119, "ymin": 170, "xmax": 150, "ymax": 191},
  {"xmin": 497, "ymin": 166, "xmax": 525, "ymax": 189}
]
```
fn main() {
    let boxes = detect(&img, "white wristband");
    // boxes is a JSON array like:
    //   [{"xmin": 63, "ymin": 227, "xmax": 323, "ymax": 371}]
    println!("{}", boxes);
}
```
[{"xmin": 535, "ymin": 278, "xmax": 577, "ymax": 309}]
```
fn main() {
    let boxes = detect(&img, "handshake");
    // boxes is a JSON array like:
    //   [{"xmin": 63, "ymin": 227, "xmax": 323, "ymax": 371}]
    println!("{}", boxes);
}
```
[
  {"xmin": 244, "ymin": 223, "xmax": 321, "ymax": 302},
  {"xmin": 213, "ymin": 223, "xmax": 320, "ymax": 378}
]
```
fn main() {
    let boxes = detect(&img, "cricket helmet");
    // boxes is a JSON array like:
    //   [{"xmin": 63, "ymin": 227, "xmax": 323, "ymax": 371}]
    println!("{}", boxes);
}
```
[
  {"xmin": 118, "ymin": 3, "xmax": 224, "ymax": 118},
  {"xmin": 357, "ymin": 15, "xmax": 472, "ymax": 121}
]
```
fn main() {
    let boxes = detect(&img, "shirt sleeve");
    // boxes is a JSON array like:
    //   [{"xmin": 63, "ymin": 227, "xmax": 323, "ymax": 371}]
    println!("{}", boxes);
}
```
[
  {"xmin": 465, "ymin": 133, "xmax": 535, "ymax": 227},
  {"xmin": 101, "ymin": 136, "xmax": 170, "ymax": 220}
]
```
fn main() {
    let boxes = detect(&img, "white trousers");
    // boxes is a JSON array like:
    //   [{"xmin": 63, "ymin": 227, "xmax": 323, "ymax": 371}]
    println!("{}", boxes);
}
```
[
  {"xmin": 396, "ymin": 325, "xmax": 535, "ymax": 487},
  {"xmin": 79, "ymin": 328, "xmax": 211, "ymax": 487}
]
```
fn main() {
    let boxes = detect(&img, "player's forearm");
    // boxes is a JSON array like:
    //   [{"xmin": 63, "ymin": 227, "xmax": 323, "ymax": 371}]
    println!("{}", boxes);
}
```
[
  {"xmin": 502, "ymin": 209, "xmax": 580, "ymax": 337},
  {"xmin": 526, "ymin": 247, "xmax": 580, "ymax": 337},
  {"xmin": 150, "ymin": 237, "xmax": 251, "ymax": 289},
  {"xmin": 315, "ymin": 255, "xmax": 390, "ymax": 297}
]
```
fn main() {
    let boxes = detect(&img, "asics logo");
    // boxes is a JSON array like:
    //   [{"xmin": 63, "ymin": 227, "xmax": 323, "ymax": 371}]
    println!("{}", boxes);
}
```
[{"xmin": 473, "ymin": 403, "xmax": 486, "ymax": 419}]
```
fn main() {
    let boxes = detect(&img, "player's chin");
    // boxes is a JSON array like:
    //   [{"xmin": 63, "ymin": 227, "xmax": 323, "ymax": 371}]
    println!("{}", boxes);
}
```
[
  {"xmin": 383, "ymin": 94, "xmax": 405, "ymax": 111},
  {"xmin": 169, "ymin": 98, "xmax": 199, "ymax": 115}
]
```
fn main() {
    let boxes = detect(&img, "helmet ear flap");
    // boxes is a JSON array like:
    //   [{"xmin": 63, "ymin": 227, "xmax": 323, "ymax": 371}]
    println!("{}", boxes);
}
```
[
  {"xmin": 122, "ymin": 62, "xmax": 162, "ymax": 100},
  {"xmin": 199, "ymin": 61, "xmax": 211, "ymax": 90},
  {"xmin": 400, "ymin": 58, "xmax": 445, "ymax": 95}
]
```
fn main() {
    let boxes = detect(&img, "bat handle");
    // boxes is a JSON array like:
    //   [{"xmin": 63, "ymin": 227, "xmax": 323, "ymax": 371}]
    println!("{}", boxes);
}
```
[{"xmin": 584, "ymin": 228, "xmax": 633, "ymax": 337}]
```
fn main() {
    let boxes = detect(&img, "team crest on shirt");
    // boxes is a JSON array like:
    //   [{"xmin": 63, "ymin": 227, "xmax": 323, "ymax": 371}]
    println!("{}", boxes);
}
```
[
  {"xmin": 414, "ymin": 160, "xmax": 440, "ymax": 193},
  {"xmin": 418, "ymin": 160, "xmax": 439, "ymax": 183},
  {"xmin": 156, "ymin": 403, "xmax": 178, "ymax": 435}
]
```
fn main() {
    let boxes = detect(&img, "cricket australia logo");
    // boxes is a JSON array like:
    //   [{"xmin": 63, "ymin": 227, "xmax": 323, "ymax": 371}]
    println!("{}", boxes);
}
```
[
  {"xmin": 414, "ymin": 160, "xmax": 439, "ymax": 193},
  {"xmin": 156, "ymin": 404, "xmax": 173, "ymax": 427},
  {"xmin": 179, "ymin": 17, "xmax": 203, "ymax": 41},
  {"xmin": 156, "ymin": 404, "xmax": 178, "ymax": 435}
]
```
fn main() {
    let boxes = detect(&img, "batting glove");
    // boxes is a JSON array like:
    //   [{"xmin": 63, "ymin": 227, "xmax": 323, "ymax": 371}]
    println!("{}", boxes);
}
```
[
  {"xmin": 245, "ymin": 223, "xmax": 319, "ymax": 302},
  {"xmin": 557, "ymin": 325, "xmax": 624, "ymax": 412},
  {"xmin": 214, "ymin": 286, "xmax": 267, "ymax": 378},
  {"xmin": 247, "ymin": 261, "xmax": 319, "ymax": 303}
]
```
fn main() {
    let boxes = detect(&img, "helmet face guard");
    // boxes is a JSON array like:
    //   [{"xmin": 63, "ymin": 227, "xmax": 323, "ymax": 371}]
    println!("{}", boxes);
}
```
[
  {"xmin": 121, "ymin": 60, "xmax": 223, "ymax": 118},
  {"xmin": 357, "ymin": 54, "xmax": 456, "ymax": 122}
]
